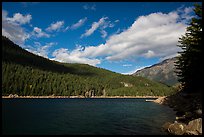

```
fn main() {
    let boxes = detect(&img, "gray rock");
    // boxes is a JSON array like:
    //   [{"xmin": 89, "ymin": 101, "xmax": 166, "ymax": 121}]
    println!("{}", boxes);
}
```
[
  {"xmin": 162, "ymin": 122, "xmax": 172, "ymax": 131},
  {"xmin": 185, "ymin": 130, "xmax": 199, "ymax": 135},
  {"xmin": 9, "ymin": 94, "xmax": 14, "ymax": 98},
  {"xmin": 186, "ymin": 118, "xmax": 202, "ymax": 134},
  {"xmin": 167, "ymin": 122, "xmax": 187, "ymax": 135},
  {"xmin": 176, "ymin": 116, "xmax": 186, "ymax": 120},
  {"xmin": 14, "ymin": 94, "xmax": 18, "ymax": 97}
]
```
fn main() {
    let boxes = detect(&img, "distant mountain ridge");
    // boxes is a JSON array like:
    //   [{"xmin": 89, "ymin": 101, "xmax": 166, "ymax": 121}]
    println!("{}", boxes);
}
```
[{"xmin": 133, "ymin": 57, "xmax": 179, "ymax": 86}]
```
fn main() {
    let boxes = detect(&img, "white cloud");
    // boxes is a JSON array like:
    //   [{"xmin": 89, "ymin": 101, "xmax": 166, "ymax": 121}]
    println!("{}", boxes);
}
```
[
  {"xmin": 2, "ymin": 10, "xmax": 8, "ymax": 19},
  {"xmin": 184, "ymin": 6, "xmax": 193, "ymax": 14},
  {"xmin": 143, "ymin": 50, "xmax": 155, "ymax": 58},
  {"xmin": 182, "ymin": 7, "xmax": 194, "ymax": 21},
  {"xmin": 2, "ymin": 10, "xmax": 30, "ymax": 45},
  {"xmin": 81, "ymin": 17, "xmax": 108, "ymax": 38},
  {"xmin": 25, "ymin": 42, "xmax": 56, "ymax": 58},
  {"xmin": 83, "ymin": 5, "xmax": 89, "ymax": 10},
  {"xmin": 101, "ymin": 11, "xmax": 188, "ymax": 61},
  {"xmin": 71, "ymin": 17, "xmax": 87, "ymax": 29},
  {"xmin": 46, "ymin": 21, "xmax": 64, "ymax": 32},
  {"xmin": 115, "ymin": 28, "xmax": 121, "ymax": 34},
  {"xmin": 81, "ymin": 16, "xmax": 115, "ymax": 38},
  {"xmin": 115, "ymin": 20, "xmax": 119, "ymax": 23},
  {"xmin": 100, "ymin": 29, "xmax": 108, "ymax": 38},
  {"xmin": 101, "ymin": 20, "xmax": 115, "ymax": 29},
  {"xmin": 32, "ymin": 27, "xmax": 50, "ymax": 38},
  {"xmin": 122, "ymin": 65, "xmax": 151, "ymax": 75},
  {"xmin": 83, "ymin": 4, "xmax": 96, "ymax": 10},
  {"xmin": 51, "ymin": 47, "xmax": 100, "ymax": 66},
  {"xmin": 64, "ymin": 26, "xmax": 70, "ymax": 32},
  {"xmin": 108, "ymin": 23, "xmax": 115, "ymax": 28},
  {"xmin": 159, "ymin": 53, "xmax": 179, "ymax": 62},
  {"xmin": 51, "ymin": 6, "xmax": 193, "ymax": 66},
  {"xmin": 69, "ymin": 17, "xmax": 87, "ymax": 30},
  {"xmin": 122, "ymin": 64, "xmax": 132, "ymax": 67},
  {"xmin": 177, "ymin": 6, "xmax": 194, "ymax": 23},
  {"xmin": 7, "ymin": 13, "xmax": 32, "ymax": 25}
]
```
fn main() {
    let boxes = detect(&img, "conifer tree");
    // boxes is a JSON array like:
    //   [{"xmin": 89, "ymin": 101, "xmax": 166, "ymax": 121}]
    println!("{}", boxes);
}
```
[{"xmin": 176, "ymin": 4, "xmax": 202, "ymax": 93}]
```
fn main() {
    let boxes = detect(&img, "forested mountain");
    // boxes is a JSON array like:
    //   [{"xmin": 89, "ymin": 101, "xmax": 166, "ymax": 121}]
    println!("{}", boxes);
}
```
[
  {"xmin": 133, "ymin": 58, "xmax": 179, "ymax": 86},
  {"xmin": 2, "ymin": 36, "xmax": 176, "ymax": 97}
]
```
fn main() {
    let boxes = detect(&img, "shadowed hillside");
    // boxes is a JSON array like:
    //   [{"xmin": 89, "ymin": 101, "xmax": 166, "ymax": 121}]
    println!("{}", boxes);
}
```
[{"xmin": 2, "ymin": 36, "xmax": 176, "ymax": 97}]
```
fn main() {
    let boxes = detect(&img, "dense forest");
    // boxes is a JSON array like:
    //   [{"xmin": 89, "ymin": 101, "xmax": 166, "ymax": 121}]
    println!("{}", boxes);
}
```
[{"xmin": 2, "ymin": 36, "xmax": 176, "ymax": 97}]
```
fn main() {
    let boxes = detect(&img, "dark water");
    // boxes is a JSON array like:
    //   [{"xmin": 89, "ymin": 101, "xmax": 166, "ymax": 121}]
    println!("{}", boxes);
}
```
[{"xmin": 2, "ymin": 98, "xmax": 175, "ymax": 135}]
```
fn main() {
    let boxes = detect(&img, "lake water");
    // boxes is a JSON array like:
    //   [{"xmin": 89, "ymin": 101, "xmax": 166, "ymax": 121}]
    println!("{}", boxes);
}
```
[{"xmin": 2, "ymin": 98, "xmax": 175, "ymax": 135}]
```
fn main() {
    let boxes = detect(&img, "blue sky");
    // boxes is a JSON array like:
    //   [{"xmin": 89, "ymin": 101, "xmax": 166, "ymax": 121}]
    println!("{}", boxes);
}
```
[{"xmin": 2, "ymin": 2, "xmax": 199, "ymax": 74}]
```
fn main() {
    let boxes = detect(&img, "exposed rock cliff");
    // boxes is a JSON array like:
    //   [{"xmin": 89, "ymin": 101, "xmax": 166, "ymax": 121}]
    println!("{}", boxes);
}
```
[{"xmin": 133, "ymin": 57, "xmax": 178, "ymax": 86}]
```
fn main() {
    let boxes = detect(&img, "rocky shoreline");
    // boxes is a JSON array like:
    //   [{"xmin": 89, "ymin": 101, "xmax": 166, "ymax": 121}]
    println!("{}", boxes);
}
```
[
  {"xmin": 153, "ymin": 92, "xmax": 202, "ymax": 135},
  {"xmin": 2, "ymin": 94, "xmax": 163, "ymax": 99}
]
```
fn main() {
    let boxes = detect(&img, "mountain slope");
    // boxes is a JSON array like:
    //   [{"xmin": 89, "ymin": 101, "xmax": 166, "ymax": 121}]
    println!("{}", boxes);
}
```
[
  {"xmin": 2, "ymin": 36, "xmax": 176, "ymax": 96},
  {"xmin": 133, "ymin": 57, "xmax": 179, "ymax": 86}
]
